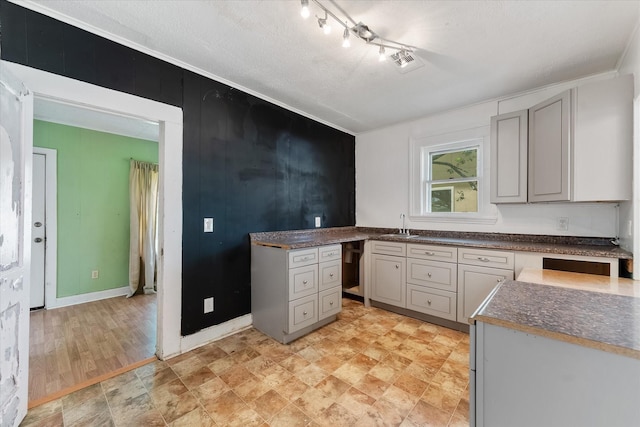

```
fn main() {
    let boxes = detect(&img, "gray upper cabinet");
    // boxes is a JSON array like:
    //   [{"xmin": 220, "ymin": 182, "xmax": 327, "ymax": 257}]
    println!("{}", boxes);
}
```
[
  {"xmin": 490, "ymin": 110, "xmax": 528, "ymax": 203},
  {"xmin": 490, "ymin": 75, "xmax": 633, "ymax": 204},
  {"xmin": 528, "ymin": 90, "xmax": 571, "ymax": 202}
]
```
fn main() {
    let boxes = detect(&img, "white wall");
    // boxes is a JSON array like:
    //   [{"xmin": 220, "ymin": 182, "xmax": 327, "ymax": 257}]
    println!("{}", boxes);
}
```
[
  {"xmin": 617, "ymin": 15, "xmax": 640, "ymax": 273},
  {"xmin": 356, "ymin": 73, "xmax": 622, "ymax": 237}
]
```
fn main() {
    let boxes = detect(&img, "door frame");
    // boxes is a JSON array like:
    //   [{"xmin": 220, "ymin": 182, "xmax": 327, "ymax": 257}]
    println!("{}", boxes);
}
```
[
  {"xmin": 4, "ymin": 61, "xmax": 184, "ymax": 359},
  {"xmin": 31, "ymin": 147, "xmax": 57, "ymax": 309}
]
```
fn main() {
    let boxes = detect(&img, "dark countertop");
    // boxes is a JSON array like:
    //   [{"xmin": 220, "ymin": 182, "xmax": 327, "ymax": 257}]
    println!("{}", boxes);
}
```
[
  {"xmin": 471, "ymin": 273, "xmax": 640, "ymax": 360},
  {"xmin": 249, "ymin": 226, "xmax": 632, "ymax": 259}
]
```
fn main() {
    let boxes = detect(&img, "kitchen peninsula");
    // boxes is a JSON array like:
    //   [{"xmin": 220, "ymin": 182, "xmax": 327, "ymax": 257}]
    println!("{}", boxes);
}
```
[{"xmin": 469, "ymin": 268, "xmax": 640, "ymax": 427}]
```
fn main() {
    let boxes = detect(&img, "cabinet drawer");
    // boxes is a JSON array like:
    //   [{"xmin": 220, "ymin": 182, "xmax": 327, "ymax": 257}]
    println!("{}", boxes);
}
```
[
  {"xmin": 406, "ymin": 285, "xmax": 456, "ymax": 321},
  {"xmin": 319, "ymin": 260, "xmax": 341, "ymax": 291},
  {"xmin": 407, "ymin": 258, "xmax": 457, "ymax": 292},
  {"xmin": 458, "ymin": 248, "xmax": 514, "ymax": 269},
  {"xmin": 319, "ymin": 244, "xmax": 342, "ymax": 262},
  {"xmin": 371, "ymin": 241, "xmax": 407, "ymax": 256},
  {"xmin": 319, "ymin": 286, "xmax": 342, "ymax": 320},
  {"xmin": 288, "ymin": 294, "xmax": 318, "ymax": 333},
  {"xmin": 407, "ymin": 244, "xmax": 457, "ymax": 262},
  {"xmin": 288, "ymin": 248, "xmax": 318, "ymax": 268},
  {"xmin": 288, "ymin": 265, "xmax": 318, "ymax": 301}
]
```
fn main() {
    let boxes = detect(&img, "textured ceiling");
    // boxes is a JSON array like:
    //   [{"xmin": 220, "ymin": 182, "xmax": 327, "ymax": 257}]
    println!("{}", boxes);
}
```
[{"xmin": 19, "ymin": 0, "xmax": 640, "ymax": 134}]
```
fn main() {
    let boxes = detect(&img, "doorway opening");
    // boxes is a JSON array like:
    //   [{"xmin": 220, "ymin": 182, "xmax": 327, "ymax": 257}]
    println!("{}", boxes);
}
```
[
  {"xmin": 4, "ymin": 60, "xmax": 184, "ymax": 407},
  {"xmin": 28, "ymin": 107, "xmax": 161, "ymax": 403}
]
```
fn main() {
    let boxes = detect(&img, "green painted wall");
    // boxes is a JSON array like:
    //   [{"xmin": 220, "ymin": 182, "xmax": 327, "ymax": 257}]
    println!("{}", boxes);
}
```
[{"xmin": 33, "ymin": 120, "xmax": 158, "ymax": 298}]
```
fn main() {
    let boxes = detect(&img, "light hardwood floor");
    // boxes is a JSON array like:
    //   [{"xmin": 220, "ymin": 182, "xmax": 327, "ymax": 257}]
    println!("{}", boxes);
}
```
[{"xmin": 28, "ymin": 293, "xmax": 157, "ymax": 405}]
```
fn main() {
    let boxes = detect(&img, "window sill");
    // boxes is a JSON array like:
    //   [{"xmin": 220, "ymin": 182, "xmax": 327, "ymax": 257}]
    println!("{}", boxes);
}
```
[{"xmin": 409, "ymin": 214, "xmax": 498, "ymax": 225}]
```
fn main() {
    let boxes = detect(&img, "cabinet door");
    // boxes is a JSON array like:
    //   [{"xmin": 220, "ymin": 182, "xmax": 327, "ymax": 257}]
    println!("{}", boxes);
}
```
[
  {"xmin": 490, "ymin": 110, "xmax": 528, "ymax": 203},
  {"xmin": 370, "ymin": 254, "xmax": 406, "ymax": 308},
  {"xmin": 528, "ymin": 90, "xmax": 571, "ymax": 202},
  {"xmin": 457, "ymin": 264, "xmax": 513, "ymax": 324}
]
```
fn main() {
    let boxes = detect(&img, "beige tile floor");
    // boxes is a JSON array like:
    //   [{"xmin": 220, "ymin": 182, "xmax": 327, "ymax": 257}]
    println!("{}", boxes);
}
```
[{"xmin": 21, "ymin": 298, "xmax": 470, "ymax": 427}]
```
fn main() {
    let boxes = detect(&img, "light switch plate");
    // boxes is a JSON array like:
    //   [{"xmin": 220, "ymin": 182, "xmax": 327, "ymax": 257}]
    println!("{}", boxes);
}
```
[
  {"xmin": 315, "ymin": 216, "xmax": 321, "ymax": 228},
  {"xmin": 204, "ymin": 218, "xmax": 214, "ymax": 233},
  {"xmin": 204, "ymin": 297, "xmax": 214, "ymax": 313}
]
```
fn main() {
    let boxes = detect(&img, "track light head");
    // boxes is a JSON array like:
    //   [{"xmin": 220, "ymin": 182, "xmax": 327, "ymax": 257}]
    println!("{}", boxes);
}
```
[
  {"xmin": 378, "ymin": 45, "xmax": 386, "ymax": 61},
  {"xmin": 317, "ymin": 12, "xmax": 331, "ymax": 34},
  {"xmin": 342, "ymin": 26, "xmax": 351, "ymax": 48},
  {"xmin": 300, "ymin": 0, "xmax": 310, "ymax": 19}
]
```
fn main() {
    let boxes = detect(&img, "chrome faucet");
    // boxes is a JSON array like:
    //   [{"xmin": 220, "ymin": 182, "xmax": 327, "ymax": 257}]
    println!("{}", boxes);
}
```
[{"xmin": 399, "ymin": 213, "xmax": 409, "ymax": 235}]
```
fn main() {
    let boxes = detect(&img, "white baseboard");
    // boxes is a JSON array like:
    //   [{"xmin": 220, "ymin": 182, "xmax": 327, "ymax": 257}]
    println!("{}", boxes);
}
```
[
  {"xmin": 48, "ymin": 286, "xmax": 130, "ymax": 309},
  {"xmin": 174, "ymin": 314, "xmax": 253, "ymax": 359}
]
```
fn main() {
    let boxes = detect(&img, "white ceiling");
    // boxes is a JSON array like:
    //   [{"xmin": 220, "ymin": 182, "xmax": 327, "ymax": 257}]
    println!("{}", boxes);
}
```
[{"xmin": 20, "ymin": 0, "xmax": 640, "ymax": 135}]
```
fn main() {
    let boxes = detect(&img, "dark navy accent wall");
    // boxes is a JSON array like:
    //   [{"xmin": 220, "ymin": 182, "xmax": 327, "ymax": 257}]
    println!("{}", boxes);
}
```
[{"xmin": 1, "ymin": 0, "xmax": 356, "ymax": 335}]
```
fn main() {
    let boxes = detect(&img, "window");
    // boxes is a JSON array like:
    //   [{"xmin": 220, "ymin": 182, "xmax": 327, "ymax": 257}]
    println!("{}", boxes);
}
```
[
  {"xmin": 425, "ymin": 146, "xmax": 478, "ymax": 213},
  {"xmin": 409, "ymin": 126, "xmax": 496, "ymax": 223}
]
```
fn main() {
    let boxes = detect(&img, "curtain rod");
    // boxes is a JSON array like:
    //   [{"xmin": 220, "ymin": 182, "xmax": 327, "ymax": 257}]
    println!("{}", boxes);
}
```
[{"xmin": 130, "ymin": 158, "xmax": 159, "ymax": 166}]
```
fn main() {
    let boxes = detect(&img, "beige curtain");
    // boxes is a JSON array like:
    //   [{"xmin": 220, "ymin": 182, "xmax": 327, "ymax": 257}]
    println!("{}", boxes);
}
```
[{"xmin": 128, "ymin": 159, "xmax": 159, "ymax": 297}]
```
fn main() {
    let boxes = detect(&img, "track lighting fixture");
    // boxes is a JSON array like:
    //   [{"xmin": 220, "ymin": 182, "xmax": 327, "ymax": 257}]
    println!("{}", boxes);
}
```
[
  {"xmin": 300, "ymin": 0, "xmax": 310, "ymax": 19},
  {"xmin": 298, "ymin": 0, "xmax": 414, "ymax": 64},
  {"xmin": 342, "ymin": 25, "xmax": 350, "ymax": 48}
]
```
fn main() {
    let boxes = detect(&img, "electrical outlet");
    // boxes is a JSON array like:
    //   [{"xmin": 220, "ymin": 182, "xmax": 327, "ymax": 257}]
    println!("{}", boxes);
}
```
[
  {"xmin": 204, "ymin": 218, "xmax": 214, "ymax": 233},
  {"xmin": 91, "ymin": 270, "xmax": 99, "ymax": 279},
  {"xmin": 204, "ymin": 297, "xmax": 214, "ymax": 313},
  {"xmin": 557, "ymin": 217, "xmax": 569, "ymax": 231},
  {"xmin": 315, "ymin": 216, "xmax": 321, "ymax": 228}
]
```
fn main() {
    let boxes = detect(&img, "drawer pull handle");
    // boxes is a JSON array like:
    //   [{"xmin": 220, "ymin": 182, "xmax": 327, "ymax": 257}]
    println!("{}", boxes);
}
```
[
  {"xmin": 303, "ymin": 311, "xmax": 308, "ymax": 316},
  {"xmin": 330, "ymin": 273, "xmax": 334, "ymax": 277},
  {"xmin": 427, "ymin": 272, "xmax": 432, "ymax": 278},
  {"xmin": 424, "ymin": 251, "xmax": 435, "ymax": 256},
  {"xmin": 427, "ymin": 300, "xmax": 432, "ymax": 305},
  {"xmin": 395, "ymin": 265, "xmax": 399, "ymax": 269},
  {"xmin": 300, "ymin": 256, "xmax": 309, "ymax": 261},
  {"xmin": 329, "ymin": 301, "xmax": 334, "ymax": 306},
  {"xmin": 303, "ymin": 280, "xmax": 308, "ymax": 285},
  {"xmin": 327, "ymin": 252, "xmax": 334, "ymax": 256},
  {"xmin": 477, "ymin": 257, "xmax": 490, "ymax": 262}
]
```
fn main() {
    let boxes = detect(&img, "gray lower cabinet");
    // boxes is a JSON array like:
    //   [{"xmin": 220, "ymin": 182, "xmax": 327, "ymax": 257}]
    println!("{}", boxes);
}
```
[{"xmin": 251, "ymin": 243, "xmax": 342, "ymax": 344}]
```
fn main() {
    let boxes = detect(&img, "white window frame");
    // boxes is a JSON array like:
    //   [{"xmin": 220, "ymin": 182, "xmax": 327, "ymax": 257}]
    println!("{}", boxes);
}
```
[{"xmin": 409, "ymin": 126, "xmax": 497, "ymax": 224}]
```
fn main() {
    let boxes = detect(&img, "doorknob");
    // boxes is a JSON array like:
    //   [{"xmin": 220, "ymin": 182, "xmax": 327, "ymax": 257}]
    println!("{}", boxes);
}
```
[
  {"xmin": 34, "ymin": 237, "xmax": 43, "ymax": 243},
  {"xmin": 34, "ymin": 222, "xmax": 42, "ymax": 227}
]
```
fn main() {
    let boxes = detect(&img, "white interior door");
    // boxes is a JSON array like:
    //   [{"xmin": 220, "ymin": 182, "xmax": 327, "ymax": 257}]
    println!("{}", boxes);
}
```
[
  {"xmin": 30, "ymin": 153, "xmax": 46, "ymax": 309},
  {"xmin": 0, "ymin": 65, "xmax": 33, "ymax": 426}
]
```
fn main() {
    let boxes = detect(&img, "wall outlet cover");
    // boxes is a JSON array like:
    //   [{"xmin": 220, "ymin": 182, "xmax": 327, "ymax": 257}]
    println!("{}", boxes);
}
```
[
  {"xmin": 204, "ymin": 218, "xmax": 214, "ymax": 233},
  {"xmin": 315, "ymin": 216, "xmax": 321, "ymax": 228},
  {"xmin": 91, "ymin": 270, "xmax": 99, "ymax": 279},
  {"xmin": 557, "ymin": 217, "xmax": 569, "ymax": 231}
]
